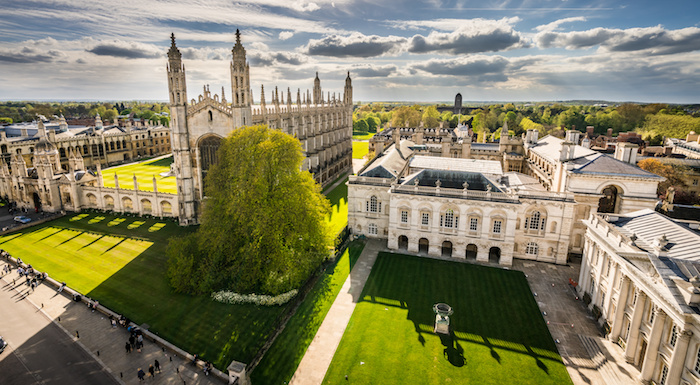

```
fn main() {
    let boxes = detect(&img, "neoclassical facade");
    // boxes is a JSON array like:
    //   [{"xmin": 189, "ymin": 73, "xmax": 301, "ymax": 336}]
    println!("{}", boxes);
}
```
[
  {"xmin": 578, "ymin": 210, "xmax": 700, "ymax": 385},
  {"xmin": 167, "ymin": 31, "xmax": 353, "ymax": 224}
]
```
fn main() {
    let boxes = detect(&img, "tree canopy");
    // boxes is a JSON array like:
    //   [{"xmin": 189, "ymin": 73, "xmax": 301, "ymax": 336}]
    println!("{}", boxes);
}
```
[{"xmin": 167, "ymin": 125, "xmax": 334, "ymax": 295}]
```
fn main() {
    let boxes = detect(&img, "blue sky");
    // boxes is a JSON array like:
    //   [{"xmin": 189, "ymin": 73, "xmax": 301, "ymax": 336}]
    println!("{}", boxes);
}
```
[{"xmin": 1, "ymin": 0, "xmax": 699, "ymax": 103}]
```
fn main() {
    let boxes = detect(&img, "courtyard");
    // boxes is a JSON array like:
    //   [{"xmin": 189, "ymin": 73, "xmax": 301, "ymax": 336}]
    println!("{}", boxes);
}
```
[
  {"xmin": 101, "ymin": 155, "xmax": 177, "ymax": 194},
  {"xmin": 322, "ymin": 252, "xmax": 573, "ymax": 385}
]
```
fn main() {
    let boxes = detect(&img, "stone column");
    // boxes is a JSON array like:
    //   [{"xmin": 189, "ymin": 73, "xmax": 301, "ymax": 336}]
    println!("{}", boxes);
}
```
[
  {"xmin": 577, "ymin": 241, "xmax": 594, "ymax": 295},
  {"xmin": 625, "ymin": 292, "xmax": 647, "ymax": 363},
  {"xmin": 667, "ymin": 329, "xmax": 693, "ymax": 385},
  {"xmin": 609, "ymin": 277, "xmax": 631, "ymax": 342},
  {"xmin": 640, "ymin": 310, "xmax": 668, "ymax": 383}
]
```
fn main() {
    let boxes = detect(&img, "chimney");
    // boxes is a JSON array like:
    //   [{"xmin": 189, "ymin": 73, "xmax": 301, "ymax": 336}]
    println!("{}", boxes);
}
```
[
  {"xmin": 614, "ymin": 142, "xmax": 638, "ymax": 164},
  {"xmin": 607, "ymin": 128, "xmax": 613, "ymax": 137},
  {"xmin": 565, "ymin": 130, "xmax": 580, "ymax": 144},
  {"xmin": 559, "ymin": 141, "xmax": 575, "ymax": 162},
  {"xmin": 586, "ymin": 126, "xmax": 594, "ymax": 136}
]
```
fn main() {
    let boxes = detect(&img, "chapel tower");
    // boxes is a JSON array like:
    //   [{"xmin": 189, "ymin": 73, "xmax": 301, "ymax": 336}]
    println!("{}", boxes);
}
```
[
  {"xmin": 230, "ymin": 29, "xmax": 252, "ymax": 127},
  {"xmin": 166, "ymin": 33, "xmax": 197, "ymax": 223},
  {"xmin": 313, "ymin": 72, "xmax": 322, "ymax": 104}
]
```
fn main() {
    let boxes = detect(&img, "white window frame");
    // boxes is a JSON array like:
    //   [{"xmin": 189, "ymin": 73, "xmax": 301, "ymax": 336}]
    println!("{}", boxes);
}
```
[
  {"xmin": 400, "ymin": 210, "xmax": 408, "ymax": 223},
  {"xmin": 469, "ymin": 217, "xmax": 478, "ymax": 232},
  {"xmin": 421, "ymin": 212, "xmax": 430, "ymax": 226},
  {"xmin": 526, "ymin": 242, "xmax": 538, "ymax": 256},
  {"xmin": 492, "ymin": 219, "xmax": 502, "ymax": 234},
  {"xmin": 368, "ymin": 223, "xmax": 378, "ymax": 235}
]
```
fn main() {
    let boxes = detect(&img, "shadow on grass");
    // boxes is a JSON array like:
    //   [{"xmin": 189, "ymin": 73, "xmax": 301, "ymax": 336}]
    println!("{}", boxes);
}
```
[
  {"xmin": 359, "ymin": 253, "xmax": 562, "ymax": 374},
  {"xmin": 147, "ymin": 156, "xmax": 174, "ymax": 168}
]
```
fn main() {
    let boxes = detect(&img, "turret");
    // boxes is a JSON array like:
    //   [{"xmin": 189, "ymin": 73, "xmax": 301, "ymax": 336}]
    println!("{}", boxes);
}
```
[
  {"xmin": 313, "ymin": 72, "xmax": 321, "ymax": 105},
  {"xmin": 167, "ymin": 33, "xmax": 187, "ymax": 106},
  {"xmin": 344, "ymin": 71, "xmax": 353, "ymax": 106},
  {"xmin": 230, "ymin": 29, "xmax": 252, "ymax": 126}
]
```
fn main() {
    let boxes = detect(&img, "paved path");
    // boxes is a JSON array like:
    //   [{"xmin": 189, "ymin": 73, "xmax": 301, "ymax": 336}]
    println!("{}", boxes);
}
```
[
  {"xmin": 0, "ymin": 274, "xmax": 118, "ymax": 385},
  {"xmin": 0, "ymin": 261, "xmax": 226, "ymax": 385},
  {"xmin": 290, "ymin": 239, "xmax": 383, "ymax": 385}
]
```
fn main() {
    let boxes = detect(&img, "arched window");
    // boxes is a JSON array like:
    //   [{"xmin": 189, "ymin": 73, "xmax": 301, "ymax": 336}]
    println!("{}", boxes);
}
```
[
  {"xmin": 526, "ymin": 211, "xmax": 545, "ymax": 231},
  {"xmin": 368, "ymin": 223, "xmax": 378, "ymax": 235},
  {"xmin": 208, "ymin": 110, "xmax": 213, "ymax": 122},
  {"xmin": 526, "ymin": 242, "xmax": 539, "ymax": 256},
  {"xmin": 366, "ymin": 196, "xmax": 380, "ymax": 213},
  {"xmin": 440, "ymin": 209, "xmax": 458, "ymax": 229}
]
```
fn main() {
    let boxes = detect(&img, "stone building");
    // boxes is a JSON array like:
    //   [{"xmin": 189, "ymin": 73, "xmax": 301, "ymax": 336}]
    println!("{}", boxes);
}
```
[
  {"xmin": 350, "ymin": 126, "xmax": 664, "ymax": 266},
  {"xmin": 578, "ymin": 209, "xmax": 700, "ymax": 385},
  {"xmin": 167, "ymin": 31, "xmax": 353, "ymax": 224}
]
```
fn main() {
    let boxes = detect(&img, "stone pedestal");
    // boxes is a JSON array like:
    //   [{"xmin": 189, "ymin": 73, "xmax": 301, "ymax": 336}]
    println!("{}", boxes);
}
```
[{"xmin": 227, "ymin": 360, "xmax": 248, "ymax": 385}]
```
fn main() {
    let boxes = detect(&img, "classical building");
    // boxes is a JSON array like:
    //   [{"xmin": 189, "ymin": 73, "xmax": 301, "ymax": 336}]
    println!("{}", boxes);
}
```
[
  {"xmin": 350, "ymin": 125, "xmax": 664, "ymax": 266},
  {"xmin": 578, "ymin": 209, "xmax": 700, "ymax": 385},
  {"xmin": 668, "ymin": 132, "xmax": 700, "ymax": 159},
  {"xmin": 167, "ymin": 31, "xmax": 353, "ymax": 224}
]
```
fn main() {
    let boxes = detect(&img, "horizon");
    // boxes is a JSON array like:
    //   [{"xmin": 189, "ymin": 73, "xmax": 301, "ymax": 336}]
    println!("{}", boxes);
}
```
[{"xmin": 1, "ymin": 0, "xmax": 699, "ymax": 103}]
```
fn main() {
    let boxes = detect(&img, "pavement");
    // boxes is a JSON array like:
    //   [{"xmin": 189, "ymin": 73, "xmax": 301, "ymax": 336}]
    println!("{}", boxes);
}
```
[
  {"xmin": 0, "ymin": 260, "xmax": 227, "ymax": 385},
  {"xmin": 290, "ymin": 239, "xmax": 384, "ymax": 385}
]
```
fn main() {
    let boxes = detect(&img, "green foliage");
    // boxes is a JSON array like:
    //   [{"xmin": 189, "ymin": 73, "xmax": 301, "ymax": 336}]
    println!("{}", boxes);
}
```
[
  {"xmin": 638, "ymin": 114, "xmax": 700, "ymax": 139},
  {"xmin": 365, "ymin": 116, "xmax": 380, "ymax": 133},
  {"xmin": 353, "ymin": 118, "xmax": 369, "ymax": 133},
  {"xmin": 167, "ymin": 125, "xmax": 334, "ymax": 295},
  {"xmin": 421, "ymin": 106, "xmax": 440, "ymax": 128},
  {"xmin": 0, "ymin": 117, "xmax": 12, "ymax": 124},
  {"xmin": 391, "ymin": 106, "xmax": 421, "ymax": 127}
]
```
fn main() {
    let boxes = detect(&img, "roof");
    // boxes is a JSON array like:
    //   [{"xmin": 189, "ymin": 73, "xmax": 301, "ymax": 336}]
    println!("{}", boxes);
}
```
[
  {"xmin": 360, "ymin": 140, "xmax": 414, "ymax": 178},
  {"xmin": 471, "ymin": 143, "xmax": 499, "ymax": 151},
  {"xmin": 571, "ymin": 154, "xmax": 665, "ymax": 179},
  {"xmin": 612, "ymin": 209, "xmax": 700, "ymax": 261},
  {"xmin": 528, "ymin": 135, "xmax": 596, "ymax": 163},
  {"xmin": 501, "ymin": 172, "xmax": 548, "ymax": 192},
  {"xmin": 409, "ymin": 155, "xmax": 502, "ymax": 175},
  {"xmin": 401, "ymin": 169, "xmax": 502, "ymax": 192}
]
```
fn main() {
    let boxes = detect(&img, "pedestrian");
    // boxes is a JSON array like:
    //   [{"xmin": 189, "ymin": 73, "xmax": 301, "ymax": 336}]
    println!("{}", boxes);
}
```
[
  {"xmin": 137, "ymin": 334, "xmax": 143, "ymax": 352},
  {"xmin": 129, "ymin": 335, "xmax": 135, "ymax": 349},
  {"xmin": 137, "ymin": 368, "xmax": 145, "ymax": 382},
  {"xmin": 125, "ymin": 341, "xmax": 131, "ymax": 353},
  {"xmin": 148, "ymin": 364, "xmax": 155, "ymax": 377},
  {"xmin": 154, "ymin": 359, "xmax": 160, "ymax": 373},
  {"xmin": 57, "ymin": 282, "xmax": 66, "ymax": 293}
]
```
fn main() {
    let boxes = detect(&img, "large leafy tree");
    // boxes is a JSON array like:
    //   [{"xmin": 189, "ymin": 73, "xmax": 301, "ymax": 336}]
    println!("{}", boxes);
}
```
[{"xmin": 167, "ymin": 125, "xmax": 333, "ymax": 295}]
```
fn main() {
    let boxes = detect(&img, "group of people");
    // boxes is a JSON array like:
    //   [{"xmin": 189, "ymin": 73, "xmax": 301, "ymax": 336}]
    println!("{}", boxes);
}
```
[
  {"xmin": 2, "ymin": 250, "xmax": 47, "ymax": 293},
  {"xmin": 136, "ymin": 361, "xmax": 161, "ymax": 382}
]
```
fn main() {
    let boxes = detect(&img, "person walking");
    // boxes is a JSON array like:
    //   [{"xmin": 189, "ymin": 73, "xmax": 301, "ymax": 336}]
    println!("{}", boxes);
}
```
[
  {"xmin": 137, "ymin": 334, "xmax": 143, "ymax": 352},
  {"xmin": 137, "ymin": 368, "xmax": 145, "ymax": 382},
  {"xmin": 148, "ymin": 364, "xmax": 155, "ymax": 378},
  {"xmin": 129, "ymin": 335, "xmax": 135, "ymax": 349},
  {"xmin": 125, "ymin": 341, "xmax": 131, "ymax": 353},
  {"xmin": 154, "ymin": 359, "xmax": 161, "ymax": 373}
]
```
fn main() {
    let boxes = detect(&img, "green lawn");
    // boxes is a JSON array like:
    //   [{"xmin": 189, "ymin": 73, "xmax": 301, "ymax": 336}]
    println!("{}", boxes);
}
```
[
  {"xmin": 0, "ymin": 213, "xmax": 287, "ymax": 369},
  {"xmin": 102, "ymin": 156, "xmax": 177, "ymax": 194},
  {"xmin": 324, "ymin": 253, "xmax": 572, "ymax": 385},
  {"xmin": 324, "ymin": 178, "xmax": 348, "ymax": 236},
  {"xmin": 352, "ymin": 132, "xmax": 375, "ymax": 140},
  {"xmin": 352, "ymin": 141, "xmax": 369, "ymax": 159},
  {"xmin": 251, "ymin": 240, "xmax": 365, "ymax": 384}
]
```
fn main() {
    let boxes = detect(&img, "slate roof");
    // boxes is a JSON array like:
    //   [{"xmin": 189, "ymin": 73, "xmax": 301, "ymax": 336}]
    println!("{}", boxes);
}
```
[
  {"xmin": 571, "ymin": 154, "xmax": 665, "ymax": 179},
  {"xmin": 360, "ymin": 140, "xmax": 414, "ymax": 178},
  {"xmin": 471, "ymin": 143, "xmax": 499, "ymax": 151},
  {"xmin": 528, "ymin": 135, "xmax": 596, "ymax": 163}
]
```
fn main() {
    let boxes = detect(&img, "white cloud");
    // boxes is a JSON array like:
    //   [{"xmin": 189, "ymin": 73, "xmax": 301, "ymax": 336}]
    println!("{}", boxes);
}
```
[
  {"xmin": 306, "ymin": 33, "xmax": 406, "ymax": 58},
  {"xmin": 534, "ymin": 17, "xmax": 587, "ymax": 32},
  {"xmin": 386, "ymin": 17, "xmax": 521, "ymax": 32},
  {"xmin": 279, "ymin": 31, "xmax": 294, "ymax": 40},
  {"xmin": 407, "ymin": 19, "xmax": 528, "ymax": 54}
]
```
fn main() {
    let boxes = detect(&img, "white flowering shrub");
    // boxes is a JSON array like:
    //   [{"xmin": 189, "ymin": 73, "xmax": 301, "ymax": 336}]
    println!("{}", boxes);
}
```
[{"xmin": 211, "ymin": 289, "xmax": 298, "ymax": 306}]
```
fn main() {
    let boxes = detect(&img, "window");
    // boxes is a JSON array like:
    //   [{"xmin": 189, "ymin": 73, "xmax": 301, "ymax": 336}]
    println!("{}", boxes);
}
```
[
  {"xmin": 694, "ymin": 347, "xmax": 700, "ymax": 373},
  {"xmin": 366, "ymin": 196, "xmax": 380, "ymax": 213},
  {"xmin": 647, "ymin": 304, "xmax": 656, "ymax": 324},
  {"xmin": 492, "ymin": 220, "xmax": 502, "ymax": 234},
  {"xmin": 526, "ymin": 242, "xmax": 538, "ymax": 256},
  {"xmin": 400, "ymin": 210, "xmax": 408, "ymax": 223},
  {"xmin": 470, "ymin": 218, "xmax": 478, "ymax": 232},
  {"xmin": 694, "ymin": 179, "xmax": 699, "ymax": 186},
  {"xmin": 659, "ymin": 363, "xmax": 669, "ymax": 385},
  {"xmin": 604, "ymin": 258, "xmax": 612, "ymax": 277},
  {"xmin": 421, "ymin": 212, "xmax": 430, "ymax": 226},
  {"xmin": 441, "ymin": 209, "xmax": 457, "ymax": 228},
  {"xmin": 368, "ymin": 223, "xmax": 377, "ymax": 235},
  {"xmin": 669, "ymin": 325, "xmax": 678, "ymax": 347},
  {"xmin": 526, "ymin": 211, "xmax": 542, "ymax": 230}
]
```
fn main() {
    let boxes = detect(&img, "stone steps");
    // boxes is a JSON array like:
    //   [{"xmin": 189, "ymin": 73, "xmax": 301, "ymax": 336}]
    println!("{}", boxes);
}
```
[{"xmin": 578, "ymin": 334, "xmax": 625, "ymax": 385}]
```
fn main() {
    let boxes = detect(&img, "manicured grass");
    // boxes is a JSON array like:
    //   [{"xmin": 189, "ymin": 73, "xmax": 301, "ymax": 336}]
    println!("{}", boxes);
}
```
[
  {"xmin": 0, "ymin": 213, "xmax": 287, "ymax": 369},
  {"xmin": 324, "ymin": 253, "xmax": 572, "ymax": 385},
  {"xmin": 102, "ymin": 156, "xmax": 177, "ymax": 194},
  {"xmin": 251, "ymin": 240, "xmax": 365, "ymax": 385},
  {"xmin": 324, "ymin": 178, "xmax": 348, "ymax": 236},
  {"xmin": 352, "ymin": 141, "xmax": 369, "ymax": 159},
  {"xmin": 352, "ymin": 132, "xmax": 375, "ymax": 140}
]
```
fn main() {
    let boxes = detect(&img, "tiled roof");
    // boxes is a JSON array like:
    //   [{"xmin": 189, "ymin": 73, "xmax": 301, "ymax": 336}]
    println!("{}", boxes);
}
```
[{"xmin": 571, "ymin": 154, "xmax": 665, "ymax": 179}]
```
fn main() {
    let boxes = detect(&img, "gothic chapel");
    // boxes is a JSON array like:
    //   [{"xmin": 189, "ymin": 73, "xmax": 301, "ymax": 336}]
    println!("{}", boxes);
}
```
[{"xmin": 167, "ymin": 30, "xmax": 354, "ymax": 224}]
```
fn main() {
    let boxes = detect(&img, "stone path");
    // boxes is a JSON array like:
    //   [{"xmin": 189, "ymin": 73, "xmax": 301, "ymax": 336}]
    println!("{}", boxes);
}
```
[
  {"xmin": 515, "ymin": 259, "xmax": 641, "ymax": 385},
  {"xmin": 0, "ymin": 260, "xmax": 227, "ymax": 385},
  {"xmin": 289, "ymin": 239, "xmax": 383, "ymax": 385}
]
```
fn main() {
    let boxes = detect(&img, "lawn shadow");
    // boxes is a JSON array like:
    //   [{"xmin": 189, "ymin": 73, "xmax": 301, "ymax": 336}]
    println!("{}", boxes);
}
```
[
  {"xmin": 440, "ymin": 332, "xmax": 466, "ymax": 367},
  {"xmin": 147, "ymin": 156, "xmax": 174, "ymax": 168}
]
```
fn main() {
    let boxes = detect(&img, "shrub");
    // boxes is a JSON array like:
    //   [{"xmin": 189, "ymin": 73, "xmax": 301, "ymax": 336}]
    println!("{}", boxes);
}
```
[{"xmin": 211, "ymin": 289, "xmax": 298, "ymax": 306}]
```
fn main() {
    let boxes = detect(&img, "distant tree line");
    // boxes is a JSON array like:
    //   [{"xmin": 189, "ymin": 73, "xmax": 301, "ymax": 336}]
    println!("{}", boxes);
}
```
[{"xmin": 0, "ymin": 101, "xmax": 170, "ymax": 127}]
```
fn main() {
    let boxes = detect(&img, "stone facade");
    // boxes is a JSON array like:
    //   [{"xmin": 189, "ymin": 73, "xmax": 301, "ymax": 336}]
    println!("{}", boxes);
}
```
[
  {"xmin": 167, "ymin": 31, "xmax": 353, "ymax": 224},
  {"xmin": 578, "ymin": 210, "xmax": 700, "ymax": 385}
]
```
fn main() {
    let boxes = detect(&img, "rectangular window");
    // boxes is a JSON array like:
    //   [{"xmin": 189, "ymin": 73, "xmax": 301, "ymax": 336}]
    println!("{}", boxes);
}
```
[
  {"xmin": 492, "ymin": 220, "xmax": 502, "ymax": 234},
  {"xmin": 694, "ymin": 179, "xmax": 699, "ymax": 186},
  {"xmin": 421, "ymin": 213, "xmax": 429, "ymax": 226},
  {"xmin": 694, "ymin": 347, "xmax": 700, "ymax": 373},
  {"xmin": 400, "ymin": 210, "xmax": 408, "ymax": 223},
  {"xmin": 470, "ymin": 218, "xmax": 478, "ymax": 232},
  {"xmin": 670, "ymin": 325, "xmax": 678, "ymax": 347},
  {"xmin": 659, "ymin": 363, "xmax": 669, "ymax": 385}
]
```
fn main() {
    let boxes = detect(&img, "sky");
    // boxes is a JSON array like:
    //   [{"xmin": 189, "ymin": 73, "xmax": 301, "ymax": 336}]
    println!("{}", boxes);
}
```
[{"xmin": 1, "ymin": 0, "xmax": 699, "ymax": 103}]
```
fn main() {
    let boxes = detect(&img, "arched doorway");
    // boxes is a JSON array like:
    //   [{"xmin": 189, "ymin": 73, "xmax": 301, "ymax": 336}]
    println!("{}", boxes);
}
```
[
  {"xmin": 199, "ymin": 135, "xmax": 223, "ymax": 193},
  {"xmin": 489, "ymin": 247, "xmax": 501, "ymax": 264},
  {"xmin": 398, "ymin": 235, "xmax": 408, "ymax": 250},
  {"xmin": 32, "ymin": 192, "xmax": 41, "ymax": 211},
  {"xmin": 598, "ymin": 185, "xmax": 619, "ymax": 213},
  {"xmin": 419, "ymin": 238, "xmax": 429, "ymax": 254},
  {"xmin": 442, "ymin": 241, "xmax": 453, "ymax": 257},
  {"xmin": 466, "ymin": 244, "xmax": 478, "ymax": 261}
]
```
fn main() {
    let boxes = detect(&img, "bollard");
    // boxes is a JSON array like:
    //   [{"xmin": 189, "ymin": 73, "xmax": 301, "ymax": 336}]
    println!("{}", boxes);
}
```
[
  {"xmin": 170, "ymin": 356, "xmax": 173, "ymax": 362},
  {"xmin": 76, "ymin": 330, "xmax": 80, "ymax": 338},
  {"xmin": 41, "ymin": 303, "xmax": 44, "ymax": 308},
  {"xmin": 162, "ymin": 347, "xmax": 165, "ymax": 352},
  {"xmin": 58, "ymin": 317, "xmax": 61, "ymax": 322},
  {"xmin": 120, "ymin": 372, "xmax": 123, "ymax": 378},
  {"xmin": 97, "ymin": 351, "xmax": 100, "ymax": 357},
  {"xmin": 176, "ymin": 367, "xmax": 179, "ymax": 373}
]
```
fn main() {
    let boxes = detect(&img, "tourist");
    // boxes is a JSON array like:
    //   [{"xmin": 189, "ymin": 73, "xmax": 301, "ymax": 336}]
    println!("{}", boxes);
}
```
[
  {"xmin": 129, "ymin": 335, "xmax": 135, "ymax": 349},
  {"xmin": 148, "ymin": 364, "xmax": 155, "ymax": 377},
  {"xmin": 57, "ymin": 282, "xmax": 66, "ymax": 293},
  {"xmin": 125, "ymin": 341, "xmax": 131, "ymax": 353},
  {"xmin": 137, "ymin": 334, "xmax": 144, "ymax": 352},
  {"xmin": 137, "ymin": 368, "xmax": 145, "ymax": 382},
  {"xmin": 154, "ymin": 359, "xmax": 161, "ymax": 373}
]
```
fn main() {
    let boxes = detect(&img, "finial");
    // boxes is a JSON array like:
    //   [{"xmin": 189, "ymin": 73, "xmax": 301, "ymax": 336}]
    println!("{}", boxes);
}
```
[
  {"xmin": 235, "ymin": 29, "xmax": 241, "ymax": 44},
  {"xmin": 170, "ymin": 33, "xmax": 176, "ymax": 46}
]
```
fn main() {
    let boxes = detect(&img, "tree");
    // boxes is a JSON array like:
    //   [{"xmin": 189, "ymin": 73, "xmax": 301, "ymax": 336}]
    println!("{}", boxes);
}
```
[
  {"xmin": 167, "ymin": 125, "xmax": 333, "ymax": 295},
  {"xmin": 421, "ymin": 106, "xmax": 440, "ymax": 128},
  {"xmin": 390, "ymin": 106, "xmax": 420, "ymax": 127},
  {"xmin": 353, "ymin": 118, "xmax": 368, "ymax": 133},
  {"xmin": 637, "ymin": 158, "xmax": 688, "ymax": 197},
  {"xmin": 365, "ymin": 116, "xmax": 380, "ymax": 133}
]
